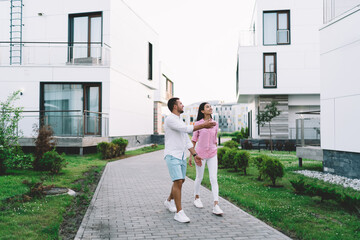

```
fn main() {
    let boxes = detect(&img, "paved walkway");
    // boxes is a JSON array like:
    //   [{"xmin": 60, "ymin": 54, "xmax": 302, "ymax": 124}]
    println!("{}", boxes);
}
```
[{"xmin": 75, "ymin": 150, "xmax": 291, "ymax": 240}]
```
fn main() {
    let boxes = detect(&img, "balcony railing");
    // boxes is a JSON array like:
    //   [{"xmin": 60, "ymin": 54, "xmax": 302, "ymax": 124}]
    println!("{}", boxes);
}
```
[
  {"xmin": 239, "ymin": 30, "xmax": 256, "ymax": 46},
  {"xmin": 263, "ymin": 73, "xmax": 277, "ymax": 87},
  {"xmin": 323, "ymin": 0, "xmax": 360, "ymax": 23},
  {"xmin": 291, "ymin": 118, "xmax": 320, "ymax": 146},
  {"xmin": 0, "ymin": 42, "xmax": 111, "ymax": 66},
  {"xmin": 17, "ymin": 110, "xmax": 109, "ymax": 137}
]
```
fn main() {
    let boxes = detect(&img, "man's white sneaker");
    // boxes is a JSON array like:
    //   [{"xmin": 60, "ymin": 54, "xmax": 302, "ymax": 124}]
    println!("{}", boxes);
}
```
[
  {"xmin": 174, "ymin": 210, "xmax": 190, "ymax": 223},
  {"xmin": 193, "ymin": 198, "xmax": 204, "ymax": 208},
  {"xmin": 164, "ymin": 199, "xmax": 177, "ymax": 212},
  {"xmin": 213, "ymin": 204, "xmax": 224, "ymax": 215}
]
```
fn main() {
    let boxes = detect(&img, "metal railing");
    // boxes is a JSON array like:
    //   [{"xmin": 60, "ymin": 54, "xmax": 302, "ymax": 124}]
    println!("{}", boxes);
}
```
[
  {"xmin": 293, "ymin": 118, "xmax": 320, "ymax": 146},
  {"xmin": 263, "ymin": 73, "xmax": 277, "ymax": 87},
  {"xmin": 17, "ymin": 110, "xmax": 109, "ymax": 137},
  {"xmin": 323, "ymin": 0, "xmax": 360, "ymax": 23},
  {"xmin": 0, "ymin": 42, "xmax": 111, "ymax": 66}
]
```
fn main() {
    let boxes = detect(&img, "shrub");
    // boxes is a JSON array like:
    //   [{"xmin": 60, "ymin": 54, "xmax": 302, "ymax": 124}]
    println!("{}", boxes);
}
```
[
  {"xmin": 33, "ymin": 125, "xmax": 56, "ymax": 171},
  {"xmin": 234, "ymin": 150, "xmax": 250, "ymax": 174},
  {"xmin": 38, "ymin": 149, "xmax": 67, "ymax": 174},
  {"xmin": 222, "ymin": 148, "xmax": 238, "ymax": 169},
  {"xmin": 260, "ymin": 157, "xmax": 284, "ymax": 186},
  {"xmin": 111, "ymin": 138, "xmax": 128, "ymax": 155},
  {"xmin": 224, "ymin": 140, "xmax": 239, "ymax": 149},
  {"xmin": 242, "ymin": 140, "xmax": 253, "ymax": 150},
  {"xmin": 253, "ymin": 155, "xmax": 270, "ymax": 180},
  {"xmin": 97, "ymin": 142, "xmax": 120, "ymax": 159},
  {"xmin": 217, "ymin": 147, "xmax": 230, "ymax": 169},
  {"xmin": 0, "ymin": 91, "xmax": 23, "ymax": 175},
  {"xmin": 284, "ymin": 141, "xmax": 296, "ymax": 152},
  {"xmin": 275, "ymin": 141, "xmax": 283, "ymax": 151},
  {"xmin": 5, "ymin": 152, "xmax": 33, "ymax": 170}
]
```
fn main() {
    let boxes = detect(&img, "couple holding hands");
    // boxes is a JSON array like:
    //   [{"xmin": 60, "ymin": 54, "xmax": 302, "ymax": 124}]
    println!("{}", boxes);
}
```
[{"xmin": 163, "ymin": 97, "xmax": 223, "ymax": 223}]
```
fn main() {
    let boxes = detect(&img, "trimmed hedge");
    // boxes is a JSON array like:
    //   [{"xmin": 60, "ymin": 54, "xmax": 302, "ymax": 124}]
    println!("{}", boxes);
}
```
[
  {"xmin": 260, "ymin": 156, "xmax": 285, "ymax": 186},
  {"xmin": 97, "ymin": 138, "xmax": 128, "ymax": 159},
  {"xmin": 223, "ymin": 140, "xmax": 239, "ymax": 149},
  {"xmin": 38, "ymin": 149, "xmax": 67, "ymax": 174},
  {"xmin": 290, "ymin": 178, "xmax": 360, "ymax": 212},
  {"xmin": 234, "ymin": 151, "xmax": 250, "ymax": 174}
]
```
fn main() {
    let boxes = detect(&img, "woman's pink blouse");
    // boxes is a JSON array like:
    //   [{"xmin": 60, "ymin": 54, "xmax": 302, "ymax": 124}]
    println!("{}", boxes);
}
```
[{"xmin": 192, "ymin": 119, "xmax": 218, "ymax": 159}]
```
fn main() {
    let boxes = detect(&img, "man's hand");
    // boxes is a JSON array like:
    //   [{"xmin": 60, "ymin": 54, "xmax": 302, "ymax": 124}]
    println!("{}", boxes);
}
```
[
  {"xmin": 188, "ymin": 155, "xmax": 193, "ymax": 167},
  {"xmin": 194, "ymin": 155, "xmax": 202, "ymax": 167},
  {"xmin": 202, "ymin": 119, "xmax": 216, "ymax": 129}
]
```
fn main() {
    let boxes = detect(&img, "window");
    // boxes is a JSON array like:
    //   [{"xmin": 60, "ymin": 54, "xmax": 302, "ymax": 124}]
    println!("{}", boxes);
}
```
[
  {"xmin": 148, "ymin": 42, "xmax": 153, "ymax": 80},
  {"xmin": 41, "ymin": 83, "xmax": 101, "ymax": 136},
  {"xmin": 263, "ymin": 53, "xmax": 277, "ymax": 88},
  {"xmin": 165, "ymin": 78, "xmax": 174, "ymax": 99},
  {"xmin": 263, "ymin": 10, "xmax": 290, "ymax": 45},
  {"xmin": 69, "ymin": 12, "xmax": 102, "ymax": 61}
]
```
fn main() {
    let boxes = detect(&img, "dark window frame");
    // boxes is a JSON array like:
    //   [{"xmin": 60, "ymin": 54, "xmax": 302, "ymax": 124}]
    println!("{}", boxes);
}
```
[
  {"xmin": 40, "ymin": 82, "xmax": 102, "ymax": 135},
  {"xmin": 263, "ymin": 52, "xmax": 277, "ymax": 88},
  {"xmin": 263, "ymin": 10, "xmax": 291, "ymax": 46},
  {"xmin": 148, "ymin": 42, "xmax": 153, "ymax": 80},
  {"xmin": 68, "ymin": 11, "xmax": 103, "ymax": 60}
]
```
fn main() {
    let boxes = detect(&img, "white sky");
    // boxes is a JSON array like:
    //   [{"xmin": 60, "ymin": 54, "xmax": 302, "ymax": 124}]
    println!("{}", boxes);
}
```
[{"xmin": 124, "ymin": 0, "xmax": 256, "ymax": 105}]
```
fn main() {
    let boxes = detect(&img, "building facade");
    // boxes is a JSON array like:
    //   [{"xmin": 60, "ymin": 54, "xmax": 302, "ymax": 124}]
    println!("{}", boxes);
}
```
[
  {"xmin": 0, "ymin": 0, "xmax": 160, "ymax": 152},
  {"xmin": 237, "ymin": 0, "xmax": 322, "ymax": 140},
  {"xmin": 320, "ymin": 0, "xmax": 360, "ymax": 178},
  {"xmin": 182, "ymin": 101, "xmax": 248, "ymax": 133},
  {"xmin": 153, "ymin": 62, "xmax": 174, "ymax": 134}
]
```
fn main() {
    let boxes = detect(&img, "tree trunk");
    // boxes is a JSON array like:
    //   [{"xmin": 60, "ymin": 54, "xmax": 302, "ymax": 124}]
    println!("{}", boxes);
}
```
[{"xmin": 269, "ymin": 122, "xmax": 273, "ymax": 153}]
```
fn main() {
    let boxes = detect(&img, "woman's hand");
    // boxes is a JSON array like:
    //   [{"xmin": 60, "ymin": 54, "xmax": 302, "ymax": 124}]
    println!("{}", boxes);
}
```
[
  {"xmin": 188, "ymin": 155, "xmax": 193, "ymax": 167},
  {"xmin": 194, "ymin": 155, "xmax": 202, "ymax": 167}
]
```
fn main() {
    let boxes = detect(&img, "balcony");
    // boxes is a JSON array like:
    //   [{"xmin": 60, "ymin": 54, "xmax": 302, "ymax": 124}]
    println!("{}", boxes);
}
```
[
  {"xmin": 0, "ymin": 42, "xmax": 111, "ymax": 66},
  {"xmin": 18, "ymin": 110, "xmax": 109, "ymax": 138},
  {"xmin": 323, "ymin": 0, "xmax": 360, "ymax": 23}
]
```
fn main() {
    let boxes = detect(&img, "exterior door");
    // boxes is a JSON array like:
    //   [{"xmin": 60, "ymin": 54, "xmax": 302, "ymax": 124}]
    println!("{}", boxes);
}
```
[{"xmin": 84, "ymin": 85, "xmax": 101, "ymax": 135}]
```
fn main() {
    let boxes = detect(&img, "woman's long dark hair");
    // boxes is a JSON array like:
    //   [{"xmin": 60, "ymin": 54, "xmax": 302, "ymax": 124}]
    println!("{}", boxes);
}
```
[{"xmin": 196, "ymin": 102, "xmax": 212, "ymax": 121}]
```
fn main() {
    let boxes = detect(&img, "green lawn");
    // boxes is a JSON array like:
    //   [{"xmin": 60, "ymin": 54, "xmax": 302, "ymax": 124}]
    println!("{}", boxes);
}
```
[
  {"xmin": 187, "ymin": 150, "xmax": 360, "ymax": 240},
  {"xmin": 0, "ymin": 145, "xmax": 164, "ymax": 240}
]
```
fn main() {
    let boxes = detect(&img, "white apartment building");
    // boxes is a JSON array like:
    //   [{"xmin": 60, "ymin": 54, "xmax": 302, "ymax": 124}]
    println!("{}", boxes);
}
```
[
  {"xmin": 182, "ymin": 101, "xmax": 248, "ymax": 133},
  {"xmin": 0, "ymin": 0, "xmax": 160, "ymax": 153},
  {"xmin": 320, "ymin": 0, "xmax": 360, "ymax": 178},
  {"xmin": 154, "ymin": 62, "xmax": 174, "ymax": 134},
  {"xmin": 237, "ymin": 0, "xmax": 322, "ymax": 140}
]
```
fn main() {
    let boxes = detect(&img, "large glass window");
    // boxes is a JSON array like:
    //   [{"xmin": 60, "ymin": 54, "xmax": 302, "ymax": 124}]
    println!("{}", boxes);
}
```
[
  {"xmin": 263, "ymin": 53, "xmax": 277, "ymax": 88},
  {"xmin": 148, "ymin": 42, "xmax": 153, "ymax": 80},
  {"xmin": 263, "ymin": 11, "xmax": 290, "ymax": 45},
  {"xmin": 41, "ymin": 83, "xmax": 101, "ymax": 136},
  {"xmin": 69, "ymin": 12, "xmax": 102, "ymax": 61}
]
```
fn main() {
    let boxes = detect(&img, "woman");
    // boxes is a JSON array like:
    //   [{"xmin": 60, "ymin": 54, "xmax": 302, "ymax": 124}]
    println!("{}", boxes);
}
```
[{"xmin": 189, "ymin": 102, "xmax": 223, "ymax": 215}]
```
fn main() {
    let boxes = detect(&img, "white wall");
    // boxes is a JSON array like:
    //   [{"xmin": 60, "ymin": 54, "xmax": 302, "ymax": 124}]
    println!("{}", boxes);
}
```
[
  {"xmin": 320, "ymin": 6, "xmax": 360, "ymax": 153},
  {"xmin": 0, "ymin": 0, "xmax": 160, "ymax": 137},
  {"xmin": 238, "ymin": 0, "xmax": 322, "ymax": 99}
]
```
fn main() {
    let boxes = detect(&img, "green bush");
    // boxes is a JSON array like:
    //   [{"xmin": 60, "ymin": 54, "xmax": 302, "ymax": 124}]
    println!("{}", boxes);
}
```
[
  {"xmin": 217, "ymin": 147, "xmax": 230, "ymax": 169},
  {"xmin": 234, "ymin": 150, "xmax": 250, "ymax": 174},
  {"xmin": 97, "ymin": 142, "xmax": 121, "ymax": 159},
  {"xmin": 111, "ymin": 138, "xmax": 128, "ymax": 155},
  {"xmin": 290, "ymin": 178, "xmax": 360, "ymax": 212},
  {"xmin": 222, "ymin": 148, "xmax": 238, "ymax": 169},
  {"xmin": 33, "ymin": 125, "xmax": 55, "ymax": 171},
  {"xmin": 260, "ymin": 157, "xmax": 284, "ymax": 186},
  {"xmin": 38, "ymin": 149, "xmax": 67, "ymax": 174},
  {"xmin": 253, "ymin": 155, "xmax": 270, "ymax": 180},
  {"xmin": 224, "ymin": 140, "xmax": 239, "ymax": 149},
  {"xmin": 5, "ymin": 152, "xmax": 33, "ymax": 170}
]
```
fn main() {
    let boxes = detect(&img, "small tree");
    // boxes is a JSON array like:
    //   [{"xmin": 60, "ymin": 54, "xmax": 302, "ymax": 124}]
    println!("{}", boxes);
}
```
[
  {"xmin": 260, "ymin": 157, "xmax": 285, "ymax": 186},
  {"xmin": 256, "ymin": 101, "xmax": 281, "ymax": 152},
  {"xmin": 0, "ymin": 91, "xmax": 23, "ymax": 175},
  {"xmin": 33, "ymin": 124, "xmax": 56, "ymax": 170}
]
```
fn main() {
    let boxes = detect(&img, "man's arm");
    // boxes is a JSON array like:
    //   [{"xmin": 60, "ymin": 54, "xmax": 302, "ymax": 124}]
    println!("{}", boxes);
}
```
[
  {"xmin": 167, "ymin": 116, "xmax": 194, "ymax": 133},
  {"xmin": 193, "ymin": 119, "xmax": 216, "ymax": 131}
]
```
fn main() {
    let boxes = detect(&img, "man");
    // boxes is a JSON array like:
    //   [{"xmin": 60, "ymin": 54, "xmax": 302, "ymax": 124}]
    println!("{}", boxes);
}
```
[{"xmin": 164, "ymin": 97, "xmax": 216, "ymax": 223}]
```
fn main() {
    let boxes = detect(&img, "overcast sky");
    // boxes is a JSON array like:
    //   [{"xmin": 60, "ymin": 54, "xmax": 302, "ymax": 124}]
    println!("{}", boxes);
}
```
[{"xmin": 124, "ymin": 0, "xmax": 255, "ymax": 105}]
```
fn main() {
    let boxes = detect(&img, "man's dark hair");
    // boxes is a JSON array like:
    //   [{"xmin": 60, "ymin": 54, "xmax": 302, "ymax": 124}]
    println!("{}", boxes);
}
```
[{"xmin": 168, "ymin": 97, "xmax": 179, "ymax": 112}]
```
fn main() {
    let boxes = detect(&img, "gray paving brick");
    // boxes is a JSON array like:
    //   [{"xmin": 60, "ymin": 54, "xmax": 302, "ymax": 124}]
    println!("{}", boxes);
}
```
[{"xmin": 75, "ymin": 150, "xmax": 291, "ymax": 240}]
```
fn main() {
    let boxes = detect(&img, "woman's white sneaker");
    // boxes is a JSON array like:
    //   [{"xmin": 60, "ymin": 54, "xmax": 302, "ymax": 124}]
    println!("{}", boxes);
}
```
[
  {"xmin": 164, "ymin": 199, "xmax": 177, "ymax": 212},
  {"xmin": 212, "ymin": 204, "xmax": 224, "ymax": 215},
  {"xmin": 174, "ymin": 210, "xmax": 190, "ymax": 223},
  {"xmin": 193, "ymin": 198, "xmax": 204, "ymax": 208}
]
